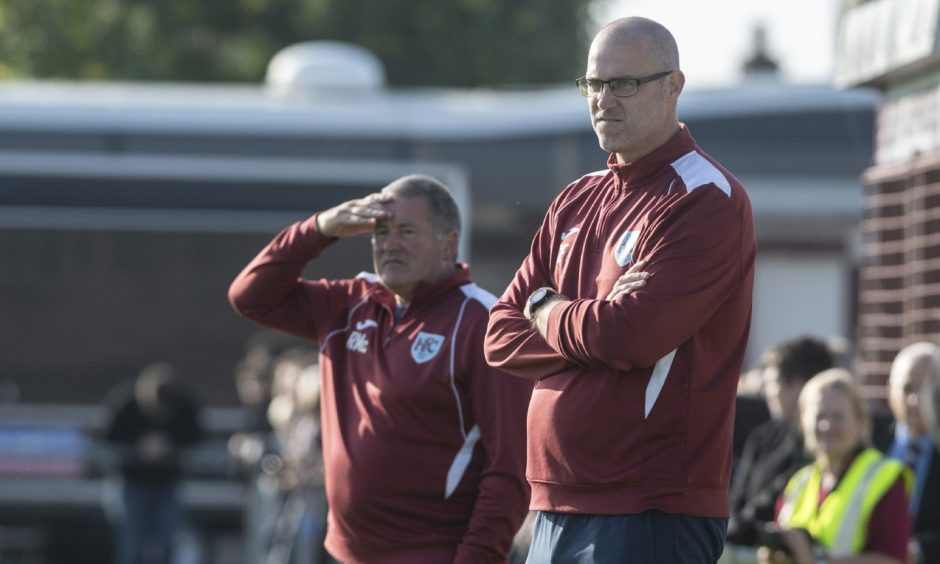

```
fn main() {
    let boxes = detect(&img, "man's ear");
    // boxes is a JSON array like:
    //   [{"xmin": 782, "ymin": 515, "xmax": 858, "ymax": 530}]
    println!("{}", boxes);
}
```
[{"xmin": 666, "ymin": 70, "xmax": 685, "ymax": 100}]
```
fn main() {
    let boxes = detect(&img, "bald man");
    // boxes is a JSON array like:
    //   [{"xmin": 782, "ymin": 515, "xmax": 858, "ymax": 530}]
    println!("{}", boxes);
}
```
[
  {"xmin": 485, "ymin": 17, "xmax": 756, "ymax": 562},
  {"xmin": 885, "ymin": 343, "xmax": 940, "ymax": 564}
]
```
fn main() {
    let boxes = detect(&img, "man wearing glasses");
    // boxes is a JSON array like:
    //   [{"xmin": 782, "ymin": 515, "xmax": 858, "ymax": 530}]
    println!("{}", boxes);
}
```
[{"xmin": 485, "ymin": 17, "xmax": 756, "ymax": 562}]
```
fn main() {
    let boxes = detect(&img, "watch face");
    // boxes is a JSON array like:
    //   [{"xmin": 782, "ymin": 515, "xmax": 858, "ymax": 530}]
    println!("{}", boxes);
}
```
[{"xmin": 529, "ymin": 287, "xmax": 549, "ymax": 305}]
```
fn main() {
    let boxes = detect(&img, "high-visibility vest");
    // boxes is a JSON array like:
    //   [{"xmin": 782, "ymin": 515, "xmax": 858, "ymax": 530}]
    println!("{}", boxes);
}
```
[{"xmin": 777, "ymin": 448, "xmax": 913, "ymax": 556}]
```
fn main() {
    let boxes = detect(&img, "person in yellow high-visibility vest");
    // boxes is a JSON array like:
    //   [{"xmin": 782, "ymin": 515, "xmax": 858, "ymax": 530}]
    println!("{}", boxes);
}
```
[{"xmin": 758, "ymin": 369, "xmax": 913, "ymax": 564}]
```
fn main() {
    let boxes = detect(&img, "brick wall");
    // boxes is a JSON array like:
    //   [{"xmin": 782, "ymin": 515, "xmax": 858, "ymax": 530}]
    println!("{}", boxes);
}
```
[{"xmin": 859, "ymin": 151, "xmax": 940, "ymax": 403}]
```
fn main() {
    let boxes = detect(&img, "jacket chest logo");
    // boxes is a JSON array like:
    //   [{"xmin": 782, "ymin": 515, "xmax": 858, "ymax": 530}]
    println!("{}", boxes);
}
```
[
  {"xmin": 411, "ymin": 332, "xmax": 445, "ymax": 364},
  {"xmin": 346, "ymin": 331, "xmax": 369, "ymax": 353},
  {"xmin": 614, "ymin": 230, "xmax": 639, "ymax": 267},
  {"xmin": 347, "ymin": 318, "xmax": 378, "ymax": 353}
]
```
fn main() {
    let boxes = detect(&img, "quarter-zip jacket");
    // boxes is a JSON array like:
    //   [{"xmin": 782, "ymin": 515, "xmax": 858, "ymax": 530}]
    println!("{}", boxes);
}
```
[
  {"xmin": 485, "ymin": 124, "xmax": 756, "ymax": 518},
  {"xmin": 229, "ymin": 218, "xmax": 531, "ymax": 563}
]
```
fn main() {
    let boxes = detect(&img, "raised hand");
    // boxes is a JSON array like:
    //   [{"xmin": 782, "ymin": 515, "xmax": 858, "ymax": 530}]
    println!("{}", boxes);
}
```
[
  {"xmin": 605, "ymin": 260, "xmax": 649, "ymax": 301},
  {"xmin": 316, "ymin": 192, "xmax": 395, "ymax": 238}
]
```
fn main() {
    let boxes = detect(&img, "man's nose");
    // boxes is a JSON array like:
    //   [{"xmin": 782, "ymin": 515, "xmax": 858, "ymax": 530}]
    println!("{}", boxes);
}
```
[
  {"xmin": 596, "ymin": 85, "xmax": 619, "ymax": 109},
  {"xmin": 378, "ymin": 232, "xmax": 403, "ymax": 250}
]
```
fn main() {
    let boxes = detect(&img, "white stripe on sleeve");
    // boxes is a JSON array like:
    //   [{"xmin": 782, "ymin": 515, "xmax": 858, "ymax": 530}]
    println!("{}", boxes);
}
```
[
  {"xmin": 445, "ymin": 424, "xmax": 480, "ymax": 499},
  {"xmin": 645, "ymin": 349, "xmax": 677, "ymax": 418}
]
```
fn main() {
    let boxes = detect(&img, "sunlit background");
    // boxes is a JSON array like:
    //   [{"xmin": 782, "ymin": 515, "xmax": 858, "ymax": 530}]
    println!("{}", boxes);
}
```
[{"xmin": 596, "ymin": 0, "xmax": 839, "ymax": 86}]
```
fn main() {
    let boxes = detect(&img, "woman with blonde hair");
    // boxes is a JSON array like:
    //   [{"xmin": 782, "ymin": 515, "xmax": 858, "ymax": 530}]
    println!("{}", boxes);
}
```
[{"xmin": 759, "ymin": 369, "xmax": 912, "ymax": 564}]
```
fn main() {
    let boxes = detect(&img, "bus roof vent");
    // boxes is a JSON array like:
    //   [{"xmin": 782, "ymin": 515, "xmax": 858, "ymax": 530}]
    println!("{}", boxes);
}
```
[{"xmin": 265, "ymin": 41, "xmax": 386, "ymax": 96}]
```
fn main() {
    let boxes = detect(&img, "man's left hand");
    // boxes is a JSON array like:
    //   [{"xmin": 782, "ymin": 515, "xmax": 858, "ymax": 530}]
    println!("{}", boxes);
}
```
[{"xmin": 606, "ymin": 260, "xmax": 649, "ymax": 301}]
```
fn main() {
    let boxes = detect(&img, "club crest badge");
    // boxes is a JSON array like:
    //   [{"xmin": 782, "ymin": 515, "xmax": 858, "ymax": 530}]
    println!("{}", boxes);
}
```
[
  {"xmin": 614, "ymin": 230, "xmax": 640, "ymax": 267},
  {"xmin": 411, "ymin": 332, "xmax": 445, "ymax": 364}
]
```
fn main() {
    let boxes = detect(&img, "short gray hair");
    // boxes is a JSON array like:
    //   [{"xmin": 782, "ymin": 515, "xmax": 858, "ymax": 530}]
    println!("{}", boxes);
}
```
[
  {"xmin": 384, "ymin": 174, "xmax": 461, "ymax": 236},
  {"xmin": 889, "ymin": 342, "xmax": 940, "ymax": 398}
]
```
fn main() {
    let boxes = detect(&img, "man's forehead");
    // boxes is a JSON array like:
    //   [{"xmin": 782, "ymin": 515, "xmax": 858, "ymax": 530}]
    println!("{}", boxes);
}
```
[
  {"xmin": 587, "ymin": 31, "xmax": 662, "ymax": 71},
  {"xmin": 587, "ymin": 53, "xmax": 654, "ymax": 78},
  {"xmin": 374, "ymin": 214, "xmax": 418, "ymax": 228},
  {"xmin": 590, "ymin": 31, "xmax": 652, "ymax": 56},
  {"xmin": 375, "ymin": 196, "xmax": 432, "ymax": 227}
]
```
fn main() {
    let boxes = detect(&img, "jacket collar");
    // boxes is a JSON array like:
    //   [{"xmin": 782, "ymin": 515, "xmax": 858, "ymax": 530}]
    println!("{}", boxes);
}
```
[{"xmin": 607, "ymin": 122, "xmax": 697, "ymax": 188}]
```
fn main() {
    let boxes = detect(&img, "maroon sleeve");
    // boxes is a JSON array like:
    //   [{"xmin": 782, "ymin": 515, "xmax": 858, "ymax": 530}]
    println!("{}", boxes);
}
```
[
  {"xmin": 484, "ymin": 200, "xmax": 577, "ymax": 382},
  {"xmin": 455, "ymin": 307, "xmax": 533, "ymax": 563},
  {"xmin": 227, "ymin": 214, "xmax": 348, "ymax": 343},
  {"xmin": 544, "ymin": 186, "xmax": 749, "ymax": 370},
  {"xmin": 864, "ymin": 476, "xmax": 912, "ymax": 561}
]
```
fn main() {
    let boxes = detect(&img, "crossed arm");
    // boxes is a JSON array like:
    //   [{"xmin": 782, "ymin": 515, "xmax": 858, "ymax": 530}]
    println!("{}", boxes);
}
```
[{"xmin": 485, "ymin": 186, "xmax": 747, "ymax": 378}]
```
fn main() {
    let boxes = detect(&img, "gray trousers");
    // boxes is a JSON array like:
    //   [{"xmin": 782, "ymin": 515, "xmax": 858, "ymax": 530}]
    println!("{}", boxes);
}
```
[{"xmin": 526, "ymin": 510, "xmax": 727, "ymax": 564}]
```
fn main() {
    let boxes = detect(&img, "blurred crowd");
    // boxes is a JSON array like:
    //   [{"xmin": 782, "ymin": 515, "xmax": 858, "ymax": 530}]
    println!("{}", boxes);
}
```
[{"xmin": 723, "ymin": 337, "xmax": 940, "ymax": 564}]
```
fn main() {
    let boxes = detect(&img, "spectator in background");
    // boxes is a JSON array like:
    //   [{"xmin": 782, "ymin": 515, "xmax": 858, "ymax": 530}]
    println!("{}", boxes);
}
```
[
  {"xmin": 233, "ymin": 344, "xmax": 274, "ymax": 434},
  {"xmin": 263, "ymin": 346, "xmax": 328, "ymax": 564},
  {"xmin": 762, "ymin": 369, "xmax": 911, "ymax": 564},
  {"xmin": 233, "ymin": 329, "xmax": 304, "ymax": 435},
  {"xmin": 103, "ymin": 362, "xmax": 202, "ymax": 564},
  {"xmin": 228, "ymin": 334, "xmax": 308, "ymax": 564},
  {"xmin": 733, "ymin": 365, "xmax": 771, "ymax": 475},
  {"xmin": 724, "ymin": 337, "xmax": 834, "ymax": 559},
  {"xmin": 882, "ymin": 343, "xmax": 940, "ymax": 564}
]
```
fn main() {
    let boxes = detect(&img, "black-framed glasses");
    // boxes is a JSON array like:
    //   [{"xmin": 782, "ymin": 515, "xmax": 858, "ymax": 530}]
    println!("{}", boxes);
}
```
[{"xmin": 575, "ymin": 71, "xmax": 674, "ymax": 98}]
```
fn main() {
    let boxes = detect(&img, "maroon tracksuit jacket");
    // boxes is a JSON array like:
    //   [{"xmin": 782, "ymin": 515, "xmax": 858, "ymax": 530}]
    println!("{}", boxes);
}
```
[
  {"xmin": 485, "ymin": 124, "xmax": 756, "ymax": 518},
  {"xmin": 230, "ymin": 219, "xmax": 531, "ymax": 563}
]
